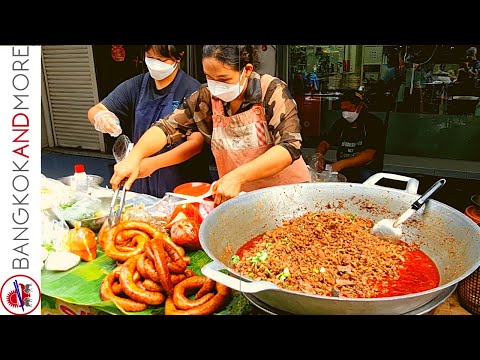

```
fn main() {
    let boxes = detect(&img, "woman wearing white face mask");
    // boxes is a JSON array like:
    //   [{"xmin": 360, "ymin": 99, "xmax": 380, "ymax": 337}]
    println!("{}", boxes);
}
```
[
  {"xmin": 87, "ymin": 45, "xmax": 212, "ymax": 198},
  {"xmin": 110, "ymin": 45, "xmax": 312, "ymax": 206},
  {"xmin": 315, "ymin": 89, "xmax": 386, "ymax": 183}
]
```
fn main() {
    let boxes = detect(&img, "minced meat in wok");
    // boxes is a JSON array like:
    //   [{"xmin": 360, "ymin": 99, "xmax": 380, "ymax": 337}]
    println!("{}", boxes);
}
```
[{"xmin": 232, "ymin": 211, "xmax": 437, "ymax": 298}]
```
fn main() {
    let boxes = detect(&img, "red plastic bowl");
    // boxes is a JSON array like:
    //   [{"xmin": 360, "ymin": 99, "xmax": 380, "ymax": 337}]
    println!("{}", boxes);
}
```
[{"xmin": 173, "ymin": 182, "xmax": 212, "ymax": 197}]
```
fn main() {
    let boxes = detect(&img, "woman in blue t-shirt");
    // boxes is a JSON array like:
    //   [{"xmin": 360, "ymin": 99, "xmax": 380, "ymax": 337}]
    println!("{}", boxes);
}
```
[{"xmin": 88, "ymin": 45, "xmax": 212, "ymax": 198}]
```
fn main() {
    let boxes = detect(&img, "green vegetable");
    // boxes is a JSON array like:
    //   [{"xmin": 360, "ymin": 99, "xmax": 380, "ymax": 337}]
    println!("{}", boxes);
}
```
[
  {"xmin": 59, "ymin": 200, "xmax": 76, "ymax": 210},
  {"xmin": 44, "ymin": 243, "xmax": 55, "ymax": 252},
  {"xmin": 231, "ymin": 255, "xmax": 240, "ymax": 264},
  {"xmin": 248, "ymin": 249, "xmax": 268, "ymax": 264},
  {"xmin": 277, "ymin": 267, "xmax": 290, "ymax": 281}
]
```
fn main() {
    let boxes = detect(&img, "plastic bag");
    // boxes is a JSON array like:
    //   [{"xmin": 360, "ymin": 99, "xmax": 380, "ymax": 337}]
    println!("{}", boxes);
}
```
[
  {"xmin": 41, "ymin": 209, "xmax": 71, "ymax": 265},
  {"xmin": 165, "ymin": 203, "xmax": 204, "ymax": 250},
  {"xmin": 41, "ymin": 174, "xmax": 77, "ymax": 211},
  {"xmin": 314, "ymin": 170, "xmax": 347, "ymax": 183},
  {"xmin": 169, "ymin": 218, "xmax": 201, "ymax": 251},
  {"xmin": 56, "ymin": 197, "xmax": 103, "ymax": 221},
  {"xmin": 112, "ymin": 134, "xmax": 132, "ymax": 162},
  {"xmin": 308, "ymin": 153, "xmax": 326, "ymax": 172},
  {"xmin": 120, "ymin": 204, "xmax": 154, "ymax": 223},
  {"xmin": 165, "ymin": 203, "xmax": 203, "ymax": 229},
  {"xmin": 146, "ymin": 193, "xmax": 187, "ymax": 220},
  {"xmin": 197, "ymin": 202, "xmax": 215, "ymax": 219},
  {"xmin": 65, "ymin": 222, "xmax": 97, "ymax": 262}
]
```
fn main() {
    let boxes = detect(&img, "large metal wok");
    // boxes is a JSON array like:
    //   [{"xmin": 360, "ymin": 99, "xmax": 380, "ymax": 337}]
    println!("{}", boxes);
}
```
[{"xmin": 200, "ymin": 173, "xmax": 480, "ymax": 314}]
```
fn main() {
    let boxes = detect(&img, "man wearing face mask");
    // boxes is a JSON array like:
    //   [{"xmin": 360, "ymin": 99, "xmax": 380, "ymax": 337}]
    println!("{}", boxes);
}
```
[
  {"xmin": 87, "ymin": 45, "xmax": 212, "ymax": 198},
  {"xmin": 314, "ymin": 89, "xmax": 385, "ymax": 183},
  {"xmin": 110, "ymin": 45, "xmax": 312, "ymax": 206}
]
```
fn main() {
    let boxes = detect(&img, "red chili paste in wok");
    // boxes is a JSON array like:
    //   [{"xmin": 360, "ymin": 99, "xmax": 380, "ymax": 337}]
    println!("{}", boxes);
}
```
[{"xmin": 232, "ymin": 211, "xmax": 440, "ymax": 298}]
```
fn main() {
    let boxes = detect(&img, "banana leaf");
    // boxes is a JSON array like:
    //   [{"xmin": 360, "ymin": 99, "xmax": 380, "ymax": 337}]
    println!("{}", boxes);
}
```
[{"xmin": 41, "ymin": 249, "xmax": 252, "ymax": 315}]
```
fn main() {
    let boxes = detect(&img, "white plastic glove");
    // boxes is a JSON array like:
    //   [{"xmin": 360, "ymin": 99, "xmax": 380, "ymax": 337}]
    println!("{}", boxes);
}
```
[
  {"xmin": 309, "ymin": 153, "xmax": 326, "ymax": 172},
  {"xmin": 93, "ymin": 110, "xmax": 122, "ymax": 137}
]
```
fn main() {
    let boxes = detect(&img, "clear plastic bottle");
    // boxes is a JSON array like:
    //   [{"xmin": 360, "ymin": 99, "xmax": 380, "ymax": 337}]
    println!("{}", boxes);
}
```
[{"xmin": 73, "ymin": 164, "xmax": 89, "ymax": 193}]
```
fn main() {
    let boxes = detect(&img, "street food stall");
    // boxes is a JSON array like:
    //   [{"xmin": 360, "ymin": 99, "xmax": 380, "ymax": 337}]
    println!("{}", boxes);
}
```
[
  {"xmin": 40, "ymin": 172, "xmax": 480, "ymax": 315},
  {"xmin": 40, "ymin": 175, "xmax": 252, "ymax": 315}
]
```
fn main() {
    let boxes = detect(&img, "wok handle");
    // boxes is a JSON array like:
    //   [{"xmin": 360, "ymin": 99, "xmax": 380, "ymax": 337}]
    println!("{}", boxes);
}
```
[
  {"xmin": 363, "ymin": 172, "xmax": 420, "ymax": 194},
  {"xmin": 201, "ymin": 261, "xmax": 279, "ymax": 293}
]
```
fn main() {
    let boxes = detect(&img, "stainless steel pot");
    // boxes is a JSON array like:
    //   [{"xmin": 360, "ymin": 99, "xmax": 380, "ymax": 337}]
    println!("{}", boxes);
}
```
[{"xmin": 200, "ymin": 173, "xmax": 480, "ymax": 315}]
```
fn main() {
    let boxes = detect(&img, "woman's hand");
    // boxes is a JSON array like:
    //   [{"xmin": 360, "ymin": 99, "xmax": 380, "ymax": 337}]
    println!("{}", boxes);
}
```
[
  {"xmin": 137, "ymin": 158, "xmax": 156, "ymax": 179},
  {"xmin": 110, "ymin": 155, "xmax": 141, "ymax": 191},
  {"xmin": 212, "ymin": 172, "xmax": 244, "ymax": 207},
  {"xmin": 93, "ymin": 110, "xmax": 122, "ymax": 137},
  {"xmin": 331, "ymin": 161, "xmax": 343, "ymax": 173}
]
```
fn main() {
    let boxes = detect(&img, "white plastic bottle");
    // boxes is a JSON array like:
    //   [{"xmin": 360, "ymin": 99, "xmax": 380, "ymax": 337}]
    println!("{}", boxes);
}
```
[{"xmin": 73, "ymin": 164, "xmax": 89, "ymax": 193}]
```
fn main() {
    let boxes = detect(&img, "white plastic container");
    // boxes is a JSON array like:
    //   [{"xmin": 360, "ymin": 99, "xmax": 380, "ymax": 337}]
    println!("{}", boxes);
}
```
[{"xmin": 73, "ymin": 164, "xmax": 89, "ymax": 193}]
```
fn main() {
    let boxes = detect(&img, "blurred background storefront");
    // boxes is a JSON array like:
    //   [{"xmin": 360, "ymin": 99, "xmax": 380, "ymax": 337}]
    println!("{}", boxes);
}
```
[
  {"xmin": 284, "ymin": 45, "xmax": 480, "ymax": 165},
  {"xmin": 41, "ymin": 44, "xmax": 480, "ymax": 181}
]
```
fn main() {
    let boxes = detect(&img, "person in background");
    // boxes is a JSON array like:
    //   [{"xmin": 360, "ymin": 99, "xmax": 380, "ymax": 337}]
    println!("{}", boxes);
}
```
[
  {"xmin": 397, "ymin": 47, "xmax": 432, "ymax": 113},
  {"xmin": 403, "ymin": 63, "xmax": 428, "ymax": 113},
  {"xmin": 87, "ymin": 45, "xmax": 212, "ymax": 198},
  {"xmin": 456, "ymin": 46, "xmax": 480, "ymax": 92},
  {"xmin": 314, "ymin": 89, "xmax": 385, "ymax": 183},
  {"xmin": 379, "ymin": 47, "xmax": 402, "ymax": 103},
  {"xmin": 110, "ymin": 45, "xmax": 311, "ymax": 206}
]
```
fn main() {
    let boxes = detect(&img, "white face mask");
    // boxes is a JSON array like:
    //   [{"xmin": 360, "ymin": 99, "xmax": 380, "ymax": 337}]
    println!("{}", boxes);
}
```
[
  {"xmin": 144, "ymin": 57, "xmax": 177, "ymax": 80},
  {"xmin": 207, "ymin": 69, "xmax": 246, "ymax": 102},
  {"xmin": 342, "ymin": 110, "xmax": 359, "ymax": 123}
]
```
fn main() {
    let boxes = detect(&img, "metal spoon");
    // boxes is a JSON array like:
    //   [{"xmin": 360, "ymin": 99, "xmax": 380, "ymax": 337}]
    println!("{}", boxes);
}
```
[{"xmin": 371, "ymin": 178, "xmax": 446, "ymax": 240}]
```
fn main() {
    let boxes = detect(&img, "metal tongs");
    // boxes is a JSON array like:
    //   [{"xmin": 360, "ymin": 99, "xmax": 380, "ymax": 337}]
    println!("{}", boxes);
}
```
[{"xmin": 107, "ymin": 136, "xmax": 134, "ymax": 227}]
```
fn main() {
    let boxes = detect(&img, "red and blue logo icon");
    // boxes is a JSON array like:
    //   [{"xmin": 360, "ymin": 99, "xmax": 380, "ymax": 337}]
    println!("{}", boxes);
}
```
[{"xmin": 1, "ymin": 275, "xmax": 40, "ymax": 315}]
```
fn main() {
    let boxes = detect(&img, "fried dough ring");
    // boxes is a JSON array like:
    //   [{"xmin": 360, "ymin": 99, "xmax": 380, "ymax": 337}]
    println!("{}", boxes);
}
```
[
  {"xmin": 119, "ymin": 255, "xmax": 165, "ymax": 305},
  {"xmin": 142, "ymin": 257, "xmax": 188, "ymax": 286},
  {"xmin": 145, "ymin": 237, "xmax": 187, "ymax": 274},
  {"xmin": 195, "ymin": 277, "xmax": 216, "ymax": 300},
  {"xmin": 104, "ymin": 221, "xmax": 158, "ymax": 262},
  {"xmin": 172, "ymin": 276, "xmax": 215, "ymax": 310},
  {"xmin": 141, "ymin": 278, "xmax": 163, "ymax": 292},
  {"xmin": 148, "ymin": 238, "xmax": 174, "ymax": 296},
  {"xmin": 100, "ymin": 266, "xmax": 148, "ymax": 312},
  {"xmin": 155, "ymin": 232, "xmax": 185, "ymax": 258},
  {"xmin": 136, "ymin": 253, "xmax": 149, "ymax": 279},
  {"xmin": 143, "ymin": 257, "xmax": 162, "ymax": 283},
  {"xmin": 116, "ymin": 229, "xmax": 149, "ymax": 246},
  {"xmin": 165, "ymin": 277, "xmax": 231, "ymax": 315}
]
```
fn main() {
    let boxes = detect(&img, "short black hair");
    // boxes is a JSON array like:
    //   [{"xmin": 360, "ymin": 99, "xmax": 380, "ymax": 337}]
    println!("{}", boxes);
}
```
[
  {"xmin": 144, "ymin": 45, "xmax": 186, "ymax": 61},
  {"xmin": 202, "ymin": 45, "xmax": 261, "ymax": 71},
  {"xmin": 339, "ymin": 89, "xmax": 364, "ymax": 105}
]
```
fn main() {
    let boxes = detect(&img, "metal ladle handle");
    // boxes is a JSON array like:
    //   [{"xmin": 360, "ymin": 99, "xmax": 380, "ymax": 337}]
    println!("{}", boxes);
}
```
[
  {"xmin": 411, "ymin": 178, "xmax": 446, "ymax": 210},
  {"xmin": 392, "ymin": 178, "xmax": 446, "ymax": 228}
]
